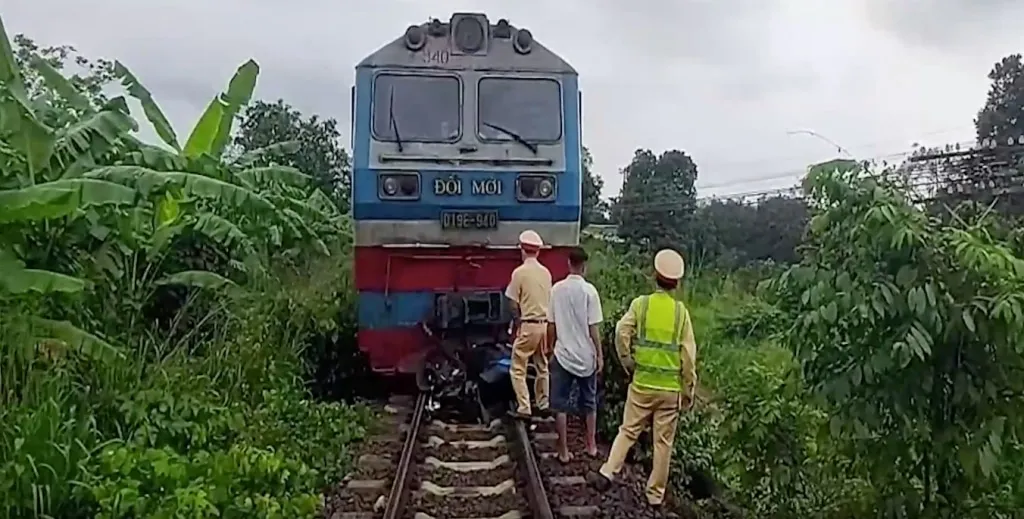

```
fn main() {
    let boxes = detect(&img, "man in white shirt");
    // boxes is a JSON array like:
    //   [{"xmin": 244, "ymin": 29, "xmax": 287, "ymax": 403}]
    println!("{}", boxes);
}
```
[{"xmin": 545, "ymin": 247, "xmax": 604, "ymax": 462}]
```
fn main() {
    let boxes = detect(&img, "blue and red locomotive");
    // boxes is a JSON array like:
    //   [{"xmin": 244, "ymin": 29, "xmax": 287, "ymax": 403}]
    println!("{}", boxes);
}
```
[{"xmin": 350, "ymin": 13, "xmax": 582, "ymax": 379}]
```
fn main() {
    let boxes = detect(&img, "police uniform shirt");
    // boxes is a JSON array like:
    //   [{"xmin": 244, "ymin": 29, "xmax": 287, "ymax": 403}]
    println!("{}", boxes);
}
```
[
  {"xmin": 504, "ymin": 257, "xmax": 552, "ymax": 322},
  {"xmin": 614, "ymin": 292, "xmax": 697, "ymax": 398}
]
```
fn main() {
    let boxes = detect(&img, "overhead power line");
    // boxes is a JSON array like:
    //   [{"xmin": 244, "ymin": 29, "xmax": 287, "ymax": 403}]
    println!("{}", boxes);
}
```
[
  {"xmin": 683, "ymin": 125, "xmax": 974, "ymax": 172},
  {"xmin": 603, "ymin": 138, "xmax": 1024, "ymax": 211},
  {"xmin": 693, "ymin": 141, "xmax": 976, "ymax": 195}
]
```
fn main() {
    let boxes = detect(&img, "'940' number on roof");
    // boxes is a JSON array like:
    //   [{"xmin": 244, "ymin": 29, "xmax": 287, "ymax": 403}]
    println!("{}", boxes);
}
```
[{"xmin": 422, "ymin": 49, "xmax": 450, "ymax": 65}]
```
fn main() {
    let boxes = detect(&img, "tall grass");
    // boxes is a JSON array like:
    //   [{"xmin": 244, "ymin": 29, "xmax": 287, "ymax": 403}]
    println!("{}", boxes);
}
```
[
  {"xmin": 580, "ymin": 238, "xmax": 867, "ymax": 517},
  {"xmin": 0, "ymin": 247, "xmax": 372, "ymax": 518}
]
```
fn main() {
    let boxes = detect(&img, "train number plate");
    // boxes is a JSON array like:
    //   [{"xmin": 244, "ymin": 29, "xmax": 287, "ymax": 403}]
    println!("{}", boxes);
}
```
[{"xmin": 440, "ymin": 210, "xmax": 499, "ymax": 230}]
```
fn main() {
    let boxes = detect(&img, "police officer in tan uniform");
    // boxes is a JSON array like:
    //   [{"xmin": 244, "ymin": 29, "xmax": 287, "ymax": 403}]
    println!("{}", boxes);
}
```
[
  {"xmin": 506, "ymin": 230, "xmax": 553, "ymax": 420},
  {"xmin": 588, "ymin": 248, "xmax": 697, "ymax": 510}
]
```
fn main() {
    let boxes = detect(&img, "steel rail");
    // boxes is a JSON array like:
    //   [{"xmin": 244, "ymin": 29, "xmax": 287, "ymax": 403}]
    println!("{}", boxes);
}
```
[
  {"xmin": 510, "ymin": 413, "xmax": 555, "ymax": 519},
  {"xmin": 381, "ymin": 392, "xmax": 428, "ymax": 519}
]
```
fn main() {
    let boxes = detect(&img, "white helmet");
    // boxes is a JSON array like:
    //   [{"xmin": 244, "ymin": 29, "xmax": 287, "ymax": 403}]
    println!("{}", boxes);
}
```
[
  {"xmin": 654, "ymin": 249, "xmax": 684, "ymax": 280},
  {"xmin": 518, "ymin": 229, "xmax": 543, "ymax": 249}
]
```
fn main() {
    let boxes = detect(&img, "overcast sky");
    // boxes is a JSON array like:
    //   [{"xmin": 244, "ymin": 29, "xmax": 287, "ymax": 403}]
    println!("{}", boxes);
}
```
[{"xmin": 5, "ymin": 0, "xmax": 1022, "ymax": 198}]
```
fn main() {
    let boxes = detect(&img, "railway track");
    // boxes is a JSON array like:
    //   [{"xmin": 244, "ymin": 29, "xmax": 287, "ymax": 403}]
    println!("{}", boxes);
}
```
[
  {"xmin": 325, "ymin": 393, "xmax": 691, "ymax": 518},
  {"xmin": 328, "ymin": 393, "xmax": 567, "ymax": 519}
]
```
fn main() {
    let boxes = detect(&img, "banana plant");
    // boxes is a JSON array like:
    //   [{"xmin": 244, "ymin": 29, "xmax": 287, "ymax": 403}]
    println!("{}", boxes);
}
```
[
  {"xmin": 0, "ymin": 17, "xmax": 137, "ymax": 188},
  {"xmin": 0, "ymin": 16, "xmax": 250, "ymax": 354},
  {"xmin": 113, "ymin": 58, "xmax": 258, "ymax": 160},
  {"xmin": 105, "ymin": 57, "xmax": 336, "ymax": 257},
  {"xmin": 183, "ymin": 59, "xmax": 258, "ymax": 158},
  {"xmin": 2, "ymin": 12, "xmax": 333, "ymax": 299}
]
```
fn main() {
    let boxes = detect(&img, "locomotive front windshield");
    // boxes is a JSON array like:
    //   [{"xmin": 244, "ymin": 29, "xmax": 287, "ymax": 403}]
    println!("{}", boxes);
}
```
[
  {"xmin": 372, "ymin": 74, "xmax": 461, "ymax": 142},
  {"xmin": 478, "ymin": 77, "xmax": 562, "ymax": 143}
]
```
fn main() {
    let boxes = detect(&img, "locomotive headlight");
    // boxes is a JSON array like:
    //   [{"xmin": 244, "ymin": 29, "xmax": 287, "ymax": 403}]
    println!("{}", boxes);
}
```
[
  {"xmin": 404, "ymin": 25, "xmax": 426, "ymax": 51},
  {"xmin": 516, "ymin": 174, "xmax": 556, "ymax": 202},
  {"xmin": 398, "ymin": 175, "xmax": 418, "ymax": 196},
  {"xmin": 513, "ymin": 28, "xmax": 533, "ymax": 54},
  {"xmin": 454, "ymin": 16, "xmax": 485, "ymax": 53},
  {"xmin": 537, "ymin": 178, "xmax": 553, "ymax": 198},
  {"xmin": 379, "ymin": 172, "xmax": 420, "ymax": 200}
]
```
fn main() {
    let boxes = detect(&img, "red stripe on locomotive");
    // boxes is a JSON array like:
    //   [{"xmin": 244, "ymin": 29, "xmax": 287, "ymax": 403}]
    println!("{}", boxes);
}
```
[
  {"xmin": 357, "ymin": 327, "xmax": 427, "ymax": 373},
  {"xmin": 353, "ymin": 246, "xmax": 572, "ymax": 292}
]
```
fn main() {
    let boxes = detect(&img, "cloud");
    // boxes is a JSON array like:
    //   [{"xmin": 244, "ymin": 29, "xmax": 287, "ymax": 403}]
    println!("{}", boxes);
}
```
[
  {"xmin": 3, "ymin": 0, "xmax": 1018, "ymax": 198},
  {"xmin": 862, "ymin": 0, "xmax": 1024, "ymax": 55}
]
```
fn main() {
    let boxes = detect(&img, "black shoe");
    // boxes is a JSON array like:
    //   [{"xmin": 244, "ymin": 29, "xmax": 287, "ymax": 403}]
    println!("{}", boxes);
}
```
[
  {"xmin": 507, "ymin": 409, "xmax": 532, "ymax": 421},
  {"xmin": 534, "ymin": 407, "xmax": 552, "ymax": 419},
  {"xmin": 585, "ymin": 470, "xmax": 611, "ymax": 491}
]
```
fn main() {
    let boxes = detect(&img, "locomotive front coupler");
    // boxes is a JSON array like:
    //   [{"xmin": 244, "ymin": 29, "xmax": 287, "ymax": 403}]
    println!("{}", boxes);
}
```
[{"xmin": 417, "ymin": 291, "xmax": 515, "ymax": 423}]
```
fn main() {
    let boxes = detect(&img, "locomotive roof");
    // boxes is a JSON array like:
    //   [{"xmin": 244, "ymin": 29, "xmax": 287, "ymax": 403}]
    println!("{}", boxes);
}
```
[{"xmin": 357, "ymin": 13, "xmax": 577, "ymax": 74}]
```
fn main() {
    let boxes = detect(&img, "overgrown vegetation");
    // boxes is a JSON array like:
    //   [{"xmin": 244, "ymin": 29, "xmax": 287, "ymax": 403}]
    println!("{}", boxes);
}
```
[
  {"xmin": 0, "ymin": 18, "xmax": 371, "ymax": 518},
  {"xmin": 587, "ymin": 159, "xmax": 1024, "ymax": 517}
]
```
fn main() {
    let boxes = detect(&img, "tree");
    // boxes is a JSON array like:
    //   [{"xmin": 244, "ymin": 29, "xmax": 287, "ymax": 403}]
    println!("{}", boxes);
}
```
[
  {"xmin": 687, "ymin": 195, "xmax": 807, "ymax": 267},
  {"xmin": 976, "ymin": 54, "xmax": 1024, "ymax": 147},
  {"xmin": 12, "ymin": 33, "xmax": 116, "ymax": 127},
  {"xmin": 687, "ymin": 199, "xmax": 757, "ymax": 267},
  {"xmin": 892, "ymin": 58, "xmax": 1024, "ymax": 220},
  {"xmin": 750, "ymin": 195, "xmax": 808, "ymax": 264},
  {"xmin": 610, "ymin": 149, "xmax": 698, "ymax": 250},
  {"xmin": 773, "ymin": 159, "xmax": 1024, "ymax": 516},
  {"xmin": 970, "ymin": 54, "xmax": 1024, "ymax": 215},
  {"xmin": 0, "ymin": 39, "xmax": 338, "ymax": 339},
  {"xmin": 234, "ymin": 99, "xmax": 351, "ymax": 211},
  {"xmin": 581, "ymin": 146, "xmax": 609, "ymax": 227}
]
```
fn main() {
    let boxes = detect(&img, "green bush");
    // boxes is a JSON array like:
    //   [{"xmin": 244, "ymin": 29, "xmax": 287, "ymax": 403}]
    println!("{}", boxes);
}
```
[
  {"xmin": 83, "ymin": 444, "xmax": 321, "ymax": 518},
  {"xmin": 585, "ymin": 160, "xmax": 1024, "ymax": 518},
  {"xmin": 240, "ymin": 389, "xmax": 373, "ymax": 488},
  {"xmin": 583, "ymin": 238, "xmax": 868, "ymax": 516},
  {"xmin": 0, "ymin": 19, "xmax": 373, "ymax": 518}
]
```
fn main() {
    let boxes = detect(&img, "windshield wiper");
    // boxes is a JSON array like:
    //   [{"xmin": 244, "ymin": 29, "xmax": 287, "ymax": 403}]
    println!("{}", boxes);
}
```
[
  {"xmin": 388, "ymin": 87, "xmax": 404, "ymax": 152},
  {"xmin": 481, "ymin": 120, "xmax": 537, "ymax": 155}
]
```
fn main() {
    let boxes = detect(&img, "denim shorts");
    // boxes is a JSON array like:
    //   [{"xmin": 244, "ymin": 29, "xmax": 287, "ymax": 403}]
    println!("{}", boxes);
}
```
[{"xmin": 550, "ymin": 357, "xmax": 598, "ymax": 414}]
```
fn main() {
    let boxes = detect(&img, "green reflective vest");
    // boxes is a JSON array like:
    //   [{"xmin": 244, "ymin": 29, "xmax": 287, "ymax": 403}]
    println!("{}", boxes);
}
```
[{"xmin": 632, "ymin": 292, "xmax": 685, "ymax": 393}]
